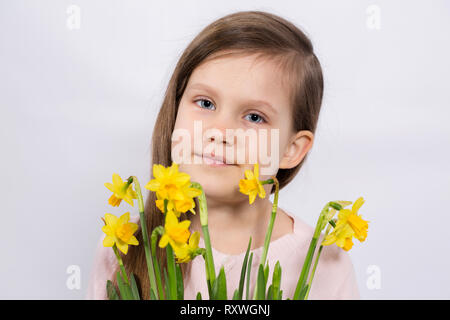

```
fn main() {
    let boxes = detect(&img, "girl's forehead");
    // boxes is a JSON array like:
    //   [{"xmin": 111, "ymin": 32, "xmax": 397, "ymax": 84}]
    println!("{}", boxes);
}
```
[{"xmin": 187, "ymin": 53, "xmax": 290, "ymax": 103}]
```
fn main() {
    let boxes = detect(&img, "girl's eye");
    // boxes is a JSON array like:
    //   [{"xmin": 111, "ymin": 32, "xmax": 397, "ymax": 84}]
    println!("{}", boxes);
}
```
[
  {"xmin": 195, "ymin": 99, "xmax": 216, "ymax": 110},
  {"xmin": 244, "ymin": 113, "xmax": 266, "ymax": 124}
]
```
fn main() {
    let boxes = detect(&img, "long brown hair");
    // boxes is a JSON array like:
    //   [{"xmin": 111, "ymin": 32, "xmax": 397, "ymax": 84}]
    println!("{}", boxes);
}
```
[{"xmin": 113, "ymin": 10, "xmax": 324, "ymax": 300}]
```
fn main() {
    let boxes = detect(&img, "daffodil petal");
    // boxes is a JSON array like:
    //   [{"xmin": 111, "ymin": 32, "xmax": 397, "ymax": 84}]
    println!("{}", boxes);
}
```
[
  {"xmin": 119, "ymin": 212, "xmax": 130, "ymax": 225},
  {"xmin": 104, "ymin": 213, "xmax": 118, "ymax": 227},
  {"xmin": 112, "ymin": 173, "xmax": 123, "ymax": 187},
  {"xmin": 253, "ymin": 163, "xmax": 259, "ymax": 179},
  {"xmin": 145, "ymin": 179, "xmax": 160, "ymax": 191},
  {"xmin": 101, "ymin": 225, "xmax": 114, "ymax": 236},
  {"xmin": 244, "ymin": 170, "xmax": 254, "ymax": 180},
  {"xmin": 159, "ymin": 235, "xmax": 169, "ymax": 248},
  {"xmin": 103, "ymin": 235, "xmax": 115, "ymax": 247},
  {"xmin": 249, "ymin": 191, "xmax": 257, "ymax": 204},
  {"xmin": 116, "ymin": 240, "xmax": 129, "ymax": 254},
  {"xmin": 104, "ymin": 182, "xmax": 115, "ymax": 193},
  {"xmin": 189, "ymin": 231, "xmax": 200, "ymax": 248},
  {"xmin": 178, "ymin": 220, "xmax": 191, "ymax": 230},
  {"xmin": 153, "ymin": 164, "xmax": 165, "ymax": 180},
  {"xmin": 351, "ymin": 197, "xmax": 365, "ymax": 213},
  {"xmin": 128, "ymin": 236, "xmax": 139, "ymax": 246}
]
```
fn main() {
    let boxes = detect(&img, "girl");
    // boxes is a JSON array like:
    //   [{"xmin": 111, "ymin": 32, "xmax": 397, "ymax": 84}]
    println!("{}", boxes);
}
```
[{"xmin": 87, "ymin": 10, "xmax": 359, "ymax": 300}]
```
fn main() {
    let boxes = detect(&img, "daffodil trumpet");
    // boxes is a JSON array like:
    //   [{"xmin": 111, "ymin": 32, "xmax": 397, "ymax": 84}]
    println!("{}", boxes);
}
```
[{"xmin": 130, "ymin": 176, "xmax": 159, "ymax": 300}]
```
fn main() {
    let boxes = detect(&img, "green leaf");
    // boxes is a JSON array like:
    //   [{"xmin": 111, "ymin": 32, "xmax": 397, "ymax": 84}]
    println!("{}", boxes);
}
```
[
  {"xmin": 299, "ymin": 284, "xmax": 309, "ymax": 300},
  {"xmin": 266, "ymin": 284, "xmax": 273, "ymax": 300},
  {"xmin": 166, "ymin": 245, "xmax": 177, "ymax": 300},
  {"xmin": 237, "ymin": 237, "xmax": 252, "ymax": 300},
  {"xmin": 293, "ymin": 236, "xmax": 319, "ymax": 299},
  {"xmin": 150, "ymin": 289, "xmax": 157, "ymax": 300},
  {"xmin": 129, "ymin": 273, "xmax": 141, "ymax": 300},
  {"xmin": 163, "ymin": 268, "xmax": 171, "ymax": 300},
  {"xmin": 232, "ymin": 289, "xmax": 240, "ymax": 300},
  {"xmin": 245, "ymin": 252, "xmax": 253, "ymax": 300},
  {"xmin": 176, "ymin": 264, "xmax": 184, "ymax": 300},
  {"xmin": 212, "ymin": 266, "xmax": 227, "ymax": 300},
  {"xmin": 106, "ymin": 280, "xmax": 119, "ymax": 300},
  {"xmin": 152, "ymin": 248, "xmax": 164, "ymax": 299},
  {"xmin": 256, "ymin": 264, "xmax": 266, "ymax": 300},
  {"xmin": 196, "ymin": 292, "xmax": 202, "ymax": 300},
  {"xmin": 263, "ymin": 262, "xmax": 269, "ymax": 285},
  {"xmin": 116, "ymin": 271, "xmax": 133, "ymax": 300},
  {"xmin": 272, "ymin": 261, "xmax": 282, "ymax": 300}
]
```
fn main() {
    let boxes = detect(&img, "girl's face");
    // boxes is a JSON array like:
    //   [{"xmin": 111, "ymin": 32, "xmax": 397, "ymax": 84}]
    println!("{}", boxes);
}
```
[{"xmin": 172, "ymin": 53, "xmax": 296, "ymax": 203}]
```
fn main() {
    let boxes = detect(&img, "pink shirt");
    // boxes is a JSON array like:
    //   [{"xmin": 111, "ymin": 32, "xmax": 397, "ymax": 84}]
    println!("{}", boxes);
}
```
[{"xmin": 86, "ymin": 209, "xmax": 360, "ymax": 300}]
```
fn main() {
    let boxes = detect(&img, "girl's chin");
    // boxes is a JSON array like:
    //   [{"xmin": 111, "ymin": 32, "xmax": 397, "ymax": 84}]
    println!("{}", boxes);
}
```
[
  {"xmin": 202, "ymin": 187, "xmax": 244, "ymax": 204},
  {"xmin": 181, "ymin": 164, "xmax": 242, "ymax": 181}
]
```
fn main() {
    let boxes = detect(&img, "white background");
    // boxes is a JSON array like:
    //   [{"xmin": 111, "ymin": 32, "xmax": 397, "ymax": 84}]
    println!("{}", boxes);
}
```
[{"xmin": 1, "ymin": 0, "xmax": 449, "ymax": 299}]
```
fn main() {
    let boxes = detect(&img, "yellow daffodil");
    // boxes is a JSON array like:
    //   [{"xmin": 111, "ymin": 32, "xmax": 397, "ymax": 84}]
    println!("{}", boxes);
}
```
[
  {"xmin": 322, "ymin": 197, "xmax": 369, "ymax": 251},
  {"xmin": 146, "ymin": 162, "xmax": 201, "ymax": 215},
  {"xmin": 104, "ymin": 173, "xmax": 137, "ymax": 207},
  {"xmin": 155, "ymin": 183, "xmax": 202, "ymax": 216},
  {"xmin": 173, "ymin": 231, "xmax": 201, "ymax": 263},
  {"xmin": 145, "ymin": 162, "xmax": 190, "ymax": 200},
  {"xmin": 101, "ymin": 212, "xmax": 139, "ymax": 254},
  {"xmin": 159, "ymin": 210, "xmax": 191, "ymax": 249},
  {"xmin": 239, "ymin": 163, "xmax": 266, "ymax": 204}
]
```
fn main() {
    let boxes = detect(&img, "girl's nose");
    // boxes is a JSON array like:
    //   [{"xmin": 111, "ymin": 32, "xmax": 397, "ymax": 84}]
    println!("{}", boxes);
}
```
[
  {"xmin": 204, "ymin": 126, "xmax": 235, "ymax": 147},
  {"xmin": 203, "ymin": 114, "xmax": 237, "ymax": 147}
]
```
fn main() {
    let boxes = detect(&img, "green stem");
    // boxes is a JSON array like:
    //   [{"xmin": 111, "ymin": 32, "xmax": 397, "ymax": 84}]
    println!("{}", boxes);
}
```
[
  {"xmin": 202, "ymin": 224, "xmax": 215, "ymax": 297},
  {"xmin": 130, "ymin": 176, "xmax": 159, "ymax": 300},
  {"xmin": 161, "ymin": 198, "xmax": 178, "ymax": 300},
  {"xmin": 190, "ymin": 182, "xmax": 216, "ymax": 298},
  {"xmin": 293, "ymin": 202, "xmax": 333, "ymax": 299},
  {"xmin": 151, "ymin": 227, "xmax": 165, "ymax": 299},
  {"xmin": 261, "ymin": 178, "xmax": 274, "ymax": 185},
  {"xmin": 252, "ymin": 177, "xmax": 279, "ymax": 300},
  {"xmin": 304, "ymin": 245, "xmax": 323, "ymax": 300},
  {"xmin": 304, "ymin": 220, "xmax": 334, "ymax": 299},
  {"xmin": 259, "ymin": 177, "xmax": 279, "ymax": 265},
  {"xmin": 112, "ymin": 244, "xmax": 129, "ymax": 285},
  {"xmin": 166, "ymin": 244, "xmax": 178, "ymax": 300}
]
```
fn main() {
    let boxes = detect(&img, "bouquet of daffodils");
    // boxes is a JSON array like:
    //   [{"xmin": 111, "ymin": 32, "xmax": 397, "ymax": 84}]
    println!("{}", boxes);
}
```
[{"xmin": 101, "ymin": 162, "xmax": 368, "ymax": 300}]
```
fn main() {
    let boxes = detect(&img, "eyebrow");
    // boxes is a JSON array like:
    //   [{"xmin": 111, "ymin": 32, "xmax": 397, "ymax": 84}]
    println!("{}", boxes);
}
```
[{"xmin": 187, "ymin": 82, "xmax": 278, "ymax": 115}]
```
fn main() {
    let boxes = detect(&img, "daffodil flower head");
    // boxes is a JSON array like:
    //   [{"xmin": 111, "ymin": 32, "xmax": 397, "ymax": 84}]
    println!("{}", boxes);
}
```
[
  {"xmin": 322, "ymin": 197, "xmax": 369, "ymax": 251},
  {"xmin": 173, "ymin": 231, "xmax": 201, "ymax": 263},
  {"xmin": 104, "ymin": 173, "xmax": 137, "ymax": 207},
  {"xmin": 239, "ymin": 162, "xmax": 266, "ymax": 204},
  {"xmin": 146, "ymin": 162, "xmax": 201, "ymax": 215},
  {"xmin": 159, "ymin": 210, "xmax": 191, "ymax": 249},
  {"xmin": 145, "ymin": 162, "xmax": 190, "ymax": 200},
  {"xmin": 155, "ymin": 183, "xmax": 202, "ymax": 216},
  {"xmin": 101, "ymin": 212, "xmax": 139, "ymax": 254}
]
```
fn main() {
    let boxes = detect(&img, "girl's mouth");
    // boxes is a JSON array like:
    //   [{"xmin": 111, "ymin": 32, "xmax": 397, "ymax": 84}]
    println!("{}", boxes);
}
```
[{"xmin": 193, "ymin": 153, "xmax": 234, "ymax": 167}]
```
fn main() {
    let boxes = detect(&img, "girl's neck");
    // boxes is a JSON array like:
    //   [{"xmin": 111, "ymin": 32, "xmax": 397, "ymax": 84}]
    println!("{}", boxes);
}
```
[{"xmin": 190, "ymin": 196, "xmax": 274, "ymax": 254}]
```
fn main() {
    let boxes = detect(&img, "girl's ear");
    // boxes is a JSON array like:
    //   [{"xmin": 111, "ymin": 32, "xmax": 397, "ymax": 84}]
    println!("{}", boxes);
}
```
[{"xmin": 279, "ymin": 130, "xmax": 314, "ymax": 169}]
